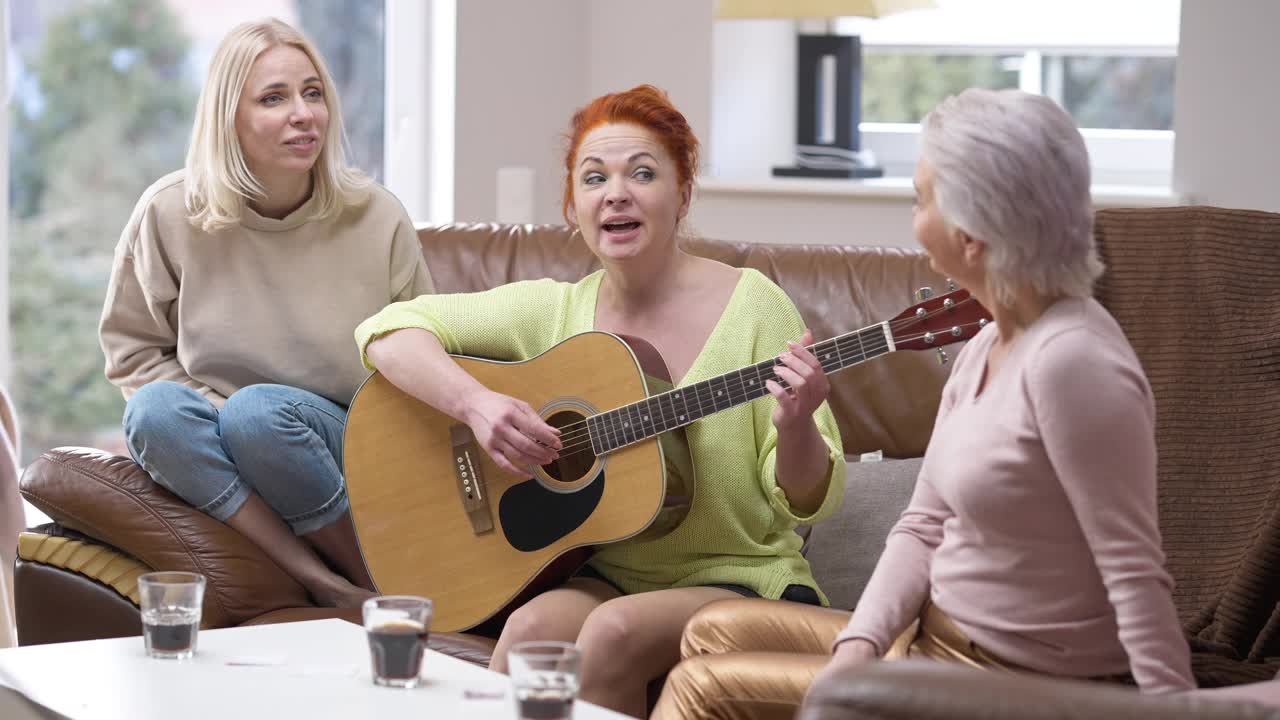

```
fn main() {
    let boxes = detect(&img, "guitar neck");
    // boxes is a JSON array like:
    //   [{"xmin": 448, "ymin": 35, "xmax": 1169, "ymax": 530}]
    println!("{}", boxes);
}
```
[{"xmin": 587, "ymin": 322, "xmax": 895, "ymax": 455}]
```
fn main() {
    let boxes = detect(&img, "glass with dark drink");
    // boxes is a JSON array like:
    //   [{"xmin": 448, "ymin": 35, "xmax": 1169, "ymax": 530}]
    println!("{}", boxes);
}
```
[
  {"xmin": 138, "ymin": 571, "xmax": 206, "ymax": 659},
  {"xmin": 509, "ymin": 641, "xmax": 580, "ymax": 720},
  {"xmin": 362, "ymin": 595, "xmax": 433, "ymax": 688}
]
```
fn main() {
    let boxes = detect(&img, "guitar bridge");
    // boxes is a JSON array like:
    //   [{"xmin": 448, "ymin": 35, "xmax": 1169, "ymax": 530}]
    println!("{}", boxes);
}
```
[{"xmin": 450, "ymin": 425, "xmax": 494, "ymax": 535}]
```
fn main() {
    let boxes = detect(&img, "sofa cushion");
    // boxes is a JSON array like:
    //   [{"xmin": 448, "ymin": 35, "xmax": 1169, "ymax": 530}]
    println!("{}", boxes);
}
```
[
  {"xmin": 19, "ymin": 448, "xmax": 310, "ymax": 627},
  {"xmin": 804, "ymin": 457, "xmax": 921, "ymax": 611},
  {"xmin": 14, "ymin": 556, "xmax": 144, "ymax": 646}
]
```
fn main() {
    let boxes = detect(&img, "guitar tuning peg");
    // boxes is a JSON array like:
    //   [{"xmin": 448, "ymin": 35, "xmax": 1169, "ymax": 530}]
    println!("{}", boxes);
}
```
[
  {"xmin": 946, "ymin": 278, "xmax": 957, "ymax": 291},
  {"xmin": 936, "ymin": 348, "xmax": 949, "ymax": 366},
  {"xmin": 915, "ymin": 286, "xmax": 934, "ymax": 302}
]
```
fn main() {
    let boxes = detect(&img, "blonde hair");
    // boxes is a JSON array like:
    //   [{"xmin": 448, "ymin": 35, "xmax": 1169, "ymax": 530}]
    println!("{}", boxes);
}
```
[
  {"xmin": 921, "ymin": 88, "xmax": 1103, "ymax": 306},
  {"xmin": 185, "ymin": 18, "xmax": 369, "ymax": 232}
]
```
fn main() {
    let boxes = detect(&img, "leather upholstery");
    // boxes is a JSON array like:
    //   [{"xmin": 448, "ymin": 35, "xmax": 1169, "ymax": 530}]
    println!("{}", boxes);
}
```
[
  {"xmin": 799, "ymin": 661, "xmax": 1280, "ymax": 720},
  {"xmin": 14, "ymin": 558, "xmax": 142, "ymax": 645},
  {"xmin": 20, "ymin": 448, "xmax": 309, "ymax": 627},
  {"xmin": 418, "ymin": 224, "xmax": 951, "ymax": 458}
]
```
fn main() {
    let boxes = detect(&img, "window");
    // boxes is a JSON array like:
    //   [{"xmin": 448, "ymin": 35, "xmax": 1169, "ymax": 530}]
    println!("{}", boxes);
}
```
[
  {"xmin": 708, "ymin": 0, "xmax": 1180, "ymax": 186},
  {"xmin": 843, "ymin": 0, "xmax": 1180, "ymax": 183},
  {"xmin": 860, "ymin": 52, "xmax": 1175, "ymax": 132},
  {"xmin": 6, "ymin": 0, "xmax": 386, "ymax": 463}
]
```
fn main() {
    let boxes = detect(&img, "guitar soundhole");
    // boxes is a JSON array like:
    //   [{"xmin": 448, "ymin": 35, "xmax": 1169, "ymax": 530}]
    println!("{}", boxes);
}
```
[{"xmin": 541, "ymin": 410, "xmax": 597, "ymax": 484}]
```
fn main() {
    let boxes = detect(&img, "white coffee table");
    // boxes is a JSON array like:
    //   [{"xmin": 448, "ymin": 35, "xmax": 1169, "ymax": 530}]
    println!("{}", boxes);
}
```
[{"xmin": 0, "ymin": 619, "xmax": 630, "ymax": 719}]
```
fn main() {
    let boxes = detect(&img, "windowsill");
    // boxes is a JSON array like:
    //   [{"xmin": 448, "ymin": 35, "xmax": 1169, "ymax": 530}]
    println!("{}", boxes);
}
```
[{"xmin": 697, "ymin": 176, "xmax": 1185, "ymax": 208}]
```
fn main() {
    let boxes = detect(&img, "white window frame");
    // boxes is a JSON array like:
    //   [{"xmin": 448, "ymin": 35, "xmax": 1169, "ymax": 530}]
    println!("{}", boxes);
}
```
[
  {"xmin": 1, "ymin": 1, "xmax": 11, "ymax": 386},
  {"xmin": 857, "ymin": 43, "xmax": 1177, "ymax": 187},
  {"xmin": 708, "ymin": 19, "xmax": 1178, "ymax": 191},
  {"xmin": 384, "ymin": 0, "xmax": 455, "ymax": 225}
]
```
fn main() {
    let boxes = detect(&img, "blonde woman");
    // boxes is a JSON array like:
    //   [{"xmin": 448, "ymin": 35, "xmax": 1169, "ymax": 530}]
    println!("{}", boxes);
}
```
[{"xmin": 99, "ymin": 18, "xmax": 433, "ymax": 608}]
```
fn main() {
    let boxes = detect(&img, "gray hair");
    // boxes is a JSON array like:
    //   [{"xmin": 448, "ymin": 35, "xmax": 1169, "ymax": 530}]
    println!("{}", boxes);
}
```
[
  {"xmin": 920, "ymin": 88, "xmax": 1103, "ymax": 305},
  {"xmin": 185, "ymin": 18, "xmax": 369, "ymax": 232}
]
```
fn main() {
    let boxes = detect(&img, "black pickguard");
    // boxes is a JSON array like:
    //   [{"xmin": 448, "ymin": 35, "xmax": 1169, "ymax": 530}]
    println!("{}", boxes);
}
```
[{"xmin": 498, "ymin": 471, "xmax": 605, "ymax": 551}]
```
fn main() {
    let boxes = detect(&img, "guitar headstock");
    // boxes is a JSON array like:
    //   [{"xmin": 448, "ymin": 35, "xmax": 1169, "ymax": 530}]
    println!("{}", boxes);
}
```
[{"xmin": 889, "ymin": 288, "xmax": 992, "ymax": 353}]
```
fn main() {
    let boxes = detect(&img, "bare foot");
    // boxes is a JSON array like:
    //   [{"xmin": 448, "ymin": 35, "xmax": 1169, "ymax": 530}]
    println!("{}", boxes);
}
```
[{"xmin": 311, "ymin": 574, "xmax": 378, "ymax": 608}]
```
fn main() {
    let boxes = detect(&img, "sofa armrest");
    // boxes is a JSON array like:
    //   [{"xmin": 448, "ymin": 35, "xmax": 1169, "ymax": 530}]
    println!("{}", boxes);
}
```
[
  {"xmin": 799, "ymin": 661, "xmax": 1280, "ymax": 720},
  {"xmin": 19, "ymin": 447, "xmax": 309, "ymax": 627}
]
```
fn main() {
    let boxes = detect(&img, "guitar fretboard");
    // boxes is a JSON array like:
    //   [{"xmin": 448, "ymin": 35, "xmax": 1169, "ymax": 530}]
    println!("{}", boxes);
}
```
[{"xmin": 586, "ymin": 321, "xmax": 895, "ymax": 455}]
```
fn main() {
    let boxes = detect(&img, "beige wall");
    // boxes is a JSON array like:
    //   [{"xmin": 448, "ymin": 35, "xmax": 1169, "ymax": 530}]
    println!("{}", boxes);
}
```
[
  {"xmin": 586, "ymin": 0, "xmax": 714, "ymax": 143},
  {"xmin": 1172, "ymin": 0, "xmax": 1280, "ymax": 212},
  {"xmin": 451, "ymin": 0, "xmax": 1280, "ymax": 239},
  {"xmin": 453, "ymin": 0, "xmax": 588, "ymax": 224},
  {"xmin": 453, "ymin": 0, "xmax": 713, "ymax": 225}
]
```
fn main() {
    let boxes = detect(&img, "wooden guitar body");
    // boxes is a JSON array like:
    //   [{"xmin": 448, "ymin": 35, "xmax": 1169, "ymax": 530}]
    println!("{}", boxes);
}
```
[
  {"xmin": 344, "ymin": 332, "xmax": 673, "ymax": 632},
  {"xmin": 344, "ymin": 288, "xmax": 991, "ymax": 632}
]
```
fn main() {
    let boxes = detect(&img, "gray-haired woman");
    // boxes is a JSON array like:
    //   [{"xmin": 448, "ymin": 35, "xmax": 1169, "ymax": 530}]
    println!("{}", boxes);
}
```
[{"xmin": 652, "ymin": 88, "xmax": 1194, "ymax": 720}]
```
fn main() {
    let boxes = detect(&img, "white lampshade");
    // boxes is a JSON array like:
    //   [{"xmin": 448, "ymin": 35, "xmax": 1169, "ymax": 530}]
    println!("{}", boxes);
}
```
[{"xmin": 714, "ymin": 0, "xmax": 935, "ymax": 19}]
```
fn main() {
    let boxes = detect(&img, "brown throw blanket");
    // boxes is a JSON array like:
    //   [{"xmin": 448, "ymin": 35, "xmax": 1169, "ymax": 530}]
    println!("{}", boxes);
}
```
[{"xmin": 1095, "ymin": 206, "xmax": 1280, "ymax": 687}]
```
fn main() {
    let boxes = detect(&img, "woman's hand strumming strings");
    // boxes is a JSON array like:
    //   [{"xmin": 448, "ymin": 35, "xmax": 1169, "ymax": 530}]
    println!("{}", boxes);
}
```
[{"xmin": 462, "ymin": 389, "xmax": 561, "ymax": 478}]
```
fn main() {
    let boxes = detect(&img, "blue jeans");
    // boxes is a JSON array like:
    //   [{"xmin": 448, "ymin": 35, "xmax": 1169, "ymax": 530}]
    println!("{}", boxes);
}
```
[{"xmin": 123, "ymin": 382, "xmax": 349, "ymax": 535}]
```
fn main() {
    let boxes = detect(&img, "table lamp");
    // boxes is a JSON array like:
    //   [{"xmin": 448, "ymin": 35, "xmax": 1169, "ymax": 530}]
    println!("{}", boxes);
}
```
[{"xmin": 715, "ymin": 0, "xmax": 934, "ymax": 178}]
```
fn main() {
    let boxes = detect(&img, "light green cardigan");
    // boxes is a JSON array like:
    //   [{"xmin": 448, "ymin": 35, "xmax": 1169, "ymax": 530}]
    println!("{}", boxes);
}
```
[{"xmin": 355, "ymin": 269, "xmax": 845, "ymax": 603}]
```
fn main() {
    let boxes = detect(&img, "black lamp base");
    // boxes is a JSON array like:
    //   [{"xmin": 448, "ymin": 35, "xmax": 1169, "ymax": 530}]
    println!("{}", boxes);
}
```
[
  {"xmin": 781, "ymin": 33, "xmax": 881, "ymax": 181},
  {"xmin": 772, "ymin": 165, "xmax": 884, "ymax": 179}
]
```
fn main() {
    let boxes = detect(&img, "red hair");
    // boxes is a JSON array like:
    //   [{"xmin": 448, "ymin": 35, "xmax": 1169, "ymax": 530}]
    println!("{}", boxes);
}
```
[{"xmin": 561, "ymin": 84, "xmax": 700, "ymax": 224}]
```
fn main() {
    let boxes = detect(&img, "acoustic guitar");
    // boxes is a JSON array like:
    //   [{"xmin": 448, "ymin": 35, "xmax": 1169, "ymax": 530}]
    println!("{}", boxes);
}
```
[{"xmin": 343, "ymin": 288, "xmax": 990, "ymax": 632}]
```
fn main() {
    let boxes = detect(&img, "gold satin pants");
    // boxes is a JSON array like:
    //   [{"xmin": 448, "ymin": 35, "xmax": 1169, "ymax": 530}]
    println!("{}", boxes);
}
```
[{"xmin": 650, "ymin": 598, "xmax": 1020, "ymax": 720}]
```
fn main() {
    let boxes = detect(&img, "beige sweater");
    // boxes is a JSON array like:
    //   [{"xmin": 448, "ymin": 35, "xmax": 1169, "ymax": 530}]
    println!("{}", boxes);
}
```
[{"xmin": 100, "ymin": 171, "xmax": 434, "ymax": 408}]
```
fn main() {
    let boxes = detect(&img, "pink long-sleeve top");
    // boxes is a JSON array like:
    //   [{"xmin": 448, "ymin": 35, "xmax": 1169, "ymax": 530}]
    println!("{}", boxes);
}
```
[{"xmin": 836, "ymin": 296, "xmax": 1195, "ymax": 694}]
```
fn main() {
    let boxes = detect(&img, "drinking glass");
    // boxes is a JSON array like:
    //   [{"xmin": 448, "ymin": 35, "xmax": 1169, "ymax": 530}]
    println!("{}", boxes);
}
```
[
  {"xmin": 509, "ymin": 641, "xmax": 580, "ymax": 720},
  {"xmin": 138, "ymin": 571, "xmax": 206, "ymax": 659},
  {"xmin": 363, "ymin": 595, "xmax": 433, "ymax": 688}
]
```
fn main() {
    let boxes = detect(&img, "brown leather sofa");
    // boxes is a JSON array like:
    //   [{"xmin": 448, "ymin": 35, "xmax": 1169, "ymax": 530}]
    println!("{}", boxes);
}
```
[
  {"xmin": 799, "ymin": 661, "xmax": 1280, "ymax": 720},
  {"xmin": 15, "ymin": 221, "xmax": 952, "ymax": 661},
  {"xmin": 17, "ymin": 209, "xmax": 1280, "ymax": 718}
]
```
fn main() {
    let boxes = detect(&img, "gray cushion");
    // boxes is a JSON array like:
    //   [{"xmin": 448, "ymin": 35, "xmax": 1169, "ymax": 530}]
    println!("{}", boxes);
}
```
[{"xmin": 804, "ymin": 457, "xmax": 922, "ymax": 611}]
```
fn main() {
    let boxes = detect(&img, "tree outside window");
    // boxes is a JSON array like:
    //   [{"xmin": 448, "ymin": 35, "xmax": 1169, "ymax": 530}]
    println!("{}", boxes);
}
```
[
  {"xmin": 7, "ymin": 0, "xmax": 385, "ymax": 463},
  {"xmin": 844, "ymin": 0, "xmax": 1180, "ymax": 131}
]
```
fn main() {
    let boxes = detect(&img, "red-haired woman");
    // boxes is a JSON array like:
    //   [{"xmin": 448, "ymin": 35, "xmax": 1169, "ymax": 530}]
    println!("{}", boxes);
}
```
[{"xmin": 355, "ymin": 85, "xmax": 846, "ymax": 716}]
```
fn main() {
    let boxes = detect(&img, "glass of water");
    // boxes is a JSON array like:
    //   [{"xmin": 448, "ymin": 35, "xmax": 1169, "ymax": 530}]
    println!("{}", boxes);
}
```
[
  {"xmin": 138, "ymin": 571, "xmax": 206, "ymax": 659},
  {"xmin": 508, "ymin": 641, "xmax": 580, "ymax": 720}
]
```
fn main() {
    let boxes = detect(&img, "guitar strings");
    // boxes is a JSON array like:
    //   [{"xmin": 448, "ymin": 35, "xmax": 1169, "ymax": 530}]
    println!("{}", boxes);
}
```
[
  {"xmin": 543, "ymin": 297, "xmax": 983, "ymax": 449},
  {"xmin": 544, "ymin": 301, "xmax": 984, "ymax": 455},
  {"xmin": 538, "ymin": 316, "xmax": 989, "ymax": 461},
  {"xmin": 543, "ymin": 322, "xmax": 984, "ymax": 461}
]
